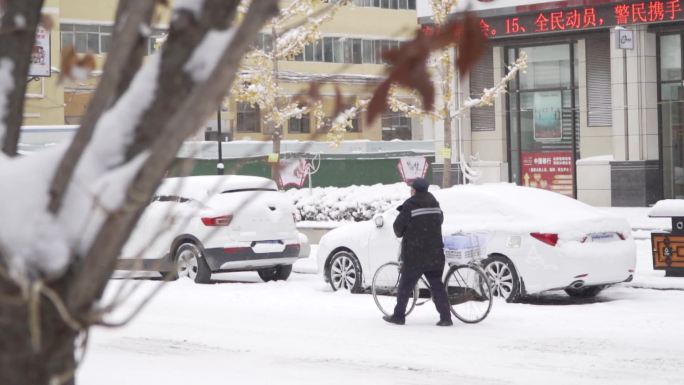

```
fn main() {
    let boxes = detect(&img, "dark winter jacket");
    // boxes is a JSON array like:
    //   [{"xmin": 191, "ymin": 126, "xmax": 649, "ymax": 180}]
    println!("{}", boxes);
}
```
[{"xmin": 393, "ymin": 191, "xmax": 445, "ymax": 273}]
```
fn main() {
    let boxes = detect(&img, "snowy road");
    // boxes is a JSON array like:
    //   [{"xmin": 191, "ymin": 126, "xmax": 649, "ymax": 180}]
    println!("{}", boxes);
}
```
[{"xmin": 79, "ymin": 239, "xmax": 684, "ymax": 385}]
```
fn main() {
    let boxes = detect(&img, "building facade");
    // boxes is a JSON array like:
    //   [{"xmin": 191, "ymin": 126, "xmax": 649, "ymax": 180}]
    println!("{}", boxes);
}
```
[
  {"xmin": 420, "ymin": 0, "xmax": 684, "ymax": 206},
  {"xmin": 26, "ymin": 1, "xmax": 419, "ymax": 142}
]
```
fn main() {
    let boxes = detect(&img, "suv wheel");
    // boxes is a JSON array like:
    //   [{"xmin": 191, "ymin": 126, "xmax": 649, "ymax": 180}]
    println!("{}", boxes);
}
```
[{"xmin": 176, "ymin": 243, "xmax": 211, "ymax": 284}]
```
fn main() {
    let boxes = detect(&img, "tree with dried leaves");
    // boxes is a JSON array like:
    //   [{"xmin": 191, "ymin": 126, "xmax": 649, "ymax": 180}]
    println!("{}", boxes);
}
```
[
  {"xmin": 0, "ymin": 1, "xmax": 280, "ymax": 384},
  {"xmin": 0, "ymin": 0, "xmax": 521, "ymax": 384},
  {"xmin": 367, "ymin": 1, "xmax": 525, "ymax": 188}
]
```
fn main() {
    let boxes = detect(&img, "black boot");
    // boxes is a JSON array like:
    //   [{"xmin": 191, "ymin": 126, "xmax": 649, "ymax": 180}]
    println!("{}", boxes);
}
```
[
  {"xmin": 382, "ymin": 315, "xmax": 405, "ymax": 325},
  {"xmin": 436, "ymin": 319, "xmax": 453, "ymax": 327}
]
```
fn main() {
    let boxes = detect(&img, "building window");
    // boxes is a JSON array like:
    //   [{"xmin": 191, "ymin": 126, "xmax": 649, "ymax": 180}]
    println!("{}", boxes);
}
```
[
  {"xmin": 251, "ymin": 33, "xmax": 273, "ymax": 52},
  {"xmin": 288, "ymin": 114, "xmax": 311, "ymax": 133},
  {"xmin": 351, "ymin": 0, "xmax": 416, "ymax": 9},
  {"xmin": 61, "ymin": 23, "xmax": 163, "ymax": 55},
  {"xmin": 659, "ymin": 33, "xmax": 684, "ymax": 198},
  {"xmin": 237, "ymin": 102, "xmax": 260, "ymax": 133},
  {"xmin": 381, "ymin": 111, "xmax": 411, "ymax": 140},
  {"xmin": 347, "ymin": 116, "xmax": 360, "ymax": 132},
  {"xmin": 292, "ymin": 36, "xmax": 403, "ymax": 64}
]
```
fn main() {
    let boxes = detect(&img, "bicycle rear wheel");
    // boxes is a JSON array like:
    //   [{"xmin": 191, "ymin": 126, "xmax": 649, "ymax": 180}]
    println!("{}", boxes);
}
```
[
  {"xmin": 444, "ymin": 264, "xmax": 493, "ymax": 323},
  {"xmin": 372, "ymin": 262, "xmax": 418, "ymax": 317}
]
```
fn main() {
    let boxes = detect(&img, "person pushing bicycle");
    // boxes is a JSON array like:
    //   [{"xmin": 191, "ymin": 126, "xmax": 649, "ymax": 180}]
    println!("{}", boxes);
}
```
[{"xmin": 383, "ymin": 177, "xmax": 453, "ymax": 327}]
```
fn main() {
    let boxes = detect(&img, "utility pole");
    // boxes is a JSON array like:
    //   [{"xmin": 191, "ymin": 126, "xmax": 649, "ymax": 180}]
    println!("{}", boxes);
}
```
[{"xmin": 216, "ymin": 107, "xmax": 224, "ymax": 175}]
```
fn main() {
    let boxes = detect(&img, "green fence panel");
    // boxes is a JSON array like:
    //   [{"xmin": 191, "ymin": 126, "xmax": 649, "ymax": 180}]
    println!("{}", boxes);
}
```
[{"xmin": 172, "ymin": 154, "xmax": 435, "ymax": 188}]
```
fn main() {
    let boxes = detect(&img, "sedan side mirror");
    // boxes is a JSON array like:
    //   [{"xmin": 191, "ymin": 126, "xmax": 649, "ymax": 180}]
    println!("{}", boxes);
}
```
[{"xmin": 374, "ymin": 215, "xmax": 384, "ymax": 228}]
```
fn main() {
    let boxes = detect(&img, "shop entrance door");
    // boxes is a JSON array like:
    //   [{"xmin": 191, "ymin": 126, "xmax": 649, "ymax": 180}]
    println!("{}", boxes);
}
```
[
  {"xmin": 507, "ymin": 43, "xmax": 578, "ymax": 197},
  {"xmin": 660, "ymin": 34, "xmax": 684, "ymax": 198}
]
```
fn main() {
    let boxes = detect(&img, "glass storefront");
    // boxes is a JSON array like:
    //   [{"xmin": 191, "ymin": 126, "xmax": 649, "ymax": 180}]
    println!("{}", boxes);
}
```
[
  {"xmin": 507, "ymin": 43, "xmax": 579, "ymax": 197},
  {"xmin": 660, "ymin": 33, "xmax": 684, "ymax": 198}
]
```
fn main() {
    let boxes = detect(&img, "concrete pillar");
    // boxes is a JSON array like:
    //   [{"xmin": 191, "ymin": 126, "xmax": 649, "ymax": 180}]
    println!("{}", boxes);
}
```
[{"xmin": 609, "ymin": 25, "xmax": 661, "ymax": 206}]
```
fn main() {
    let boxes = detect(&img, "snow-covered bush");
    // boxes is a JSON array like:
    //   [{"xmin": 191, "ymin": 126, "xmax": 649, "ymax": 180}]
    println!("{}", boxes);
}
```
[{"xmin": 285, "ymin": 182, "xmax": 435, "ymax": 222}]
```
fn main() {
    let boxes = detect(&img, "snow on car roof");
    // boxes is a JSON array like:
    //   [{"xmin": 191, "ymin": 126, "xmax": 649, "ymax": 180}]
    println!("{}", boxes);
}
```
[
  {"xmin": 435, "ymin": 183, "xmax": 598, "ymax": 219},
  {"xmin": 157, "ymin": 175, "xmax": 277, "ymax": 201},
  {"xmin": 433, "ymin": 183, "xmax": 628, "ymax": 237}
]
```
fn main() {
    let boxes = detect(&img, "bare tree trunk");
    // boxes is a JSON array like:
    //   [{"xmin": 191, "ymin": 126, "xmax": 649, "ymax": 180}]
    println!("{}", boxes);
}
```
[
  {"xmin": 0, "ymin": 275, "xmax": 78, "ymax": 385},
  {"xmin": 47, "ymin": 0, "xmax": 156, "ymax": 214},
  {"xmin": 0, "ymin": 0, "xmax": 45, "ymax": 157},
  {"xmin": 0, "ymin": 1, "xmax": 279, "ymax": 383},
  {"xmin": 442, "ymin": 115, "xmax": 452, "ymax": 188}
]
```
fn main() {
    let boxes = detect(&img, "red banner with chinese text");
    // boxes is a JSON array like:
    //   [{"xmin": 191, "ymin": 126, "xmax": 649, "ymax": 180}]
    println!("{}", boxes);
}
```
[{"xmin": 520, "ymin": 151, "xmax": 574, "ymax": 197}]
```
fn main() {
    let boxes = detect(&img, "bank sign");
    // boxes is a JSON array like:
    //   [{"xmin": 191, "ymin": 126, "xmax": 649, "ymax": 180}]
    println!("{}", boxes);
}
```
[{"xmin": 423, "ymin": 0, "xmax": 684, "ymax": 39}]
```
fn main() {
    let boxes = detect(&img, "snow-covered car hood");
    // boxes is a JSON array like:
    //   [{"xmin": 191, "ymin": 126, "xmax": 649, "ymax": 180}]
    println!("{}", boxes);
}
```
[{"xmin": 319, "ymin": 220, "xmax": 374, "ymax": 253}]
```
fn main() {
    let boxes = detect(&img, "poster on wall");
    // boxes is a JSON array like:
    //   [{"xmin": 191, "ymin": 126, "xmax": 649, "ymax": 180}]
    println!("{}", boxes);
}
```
[
  {"xmin": 533, "ymin": 91, "xmax": 563, "ymax": 141},
  {"xmin": 397, "ymin": 156, "xmax": 429, "ymax": 184},
  {"xmin": 521, "ymin": 151, "xmax": 573, "ymax": 197},
  {"xmin": 278, "ymin": 158, "xmax": 308, "ymax": 188},
  {"xmin": 29, "ymin": 24, "xmax": 51, "ymax": 77}
]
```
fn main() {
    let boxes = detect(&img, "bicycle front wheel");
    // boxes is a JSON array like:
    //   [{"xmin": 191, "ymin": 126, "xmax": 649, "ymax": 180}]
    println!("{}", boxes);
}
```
[
  {"xmin": 372, "ymin": 262, "xmax": 418, "ymax": 317},
  {"xmin": 445, "ymin": 264, "xmax": 493, "ymax": 323}
]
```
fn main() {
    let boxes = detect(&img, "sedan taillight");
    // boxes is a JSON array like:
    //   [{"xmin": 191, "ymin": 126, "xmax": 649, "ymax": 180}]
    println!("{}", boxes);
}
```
[
  {"xmin": 201, "ymin": 215, "xmax": 233, "ymax": 226},
  {"xmin": 530, "ymin": 232, "xmax": 559, "ymax": 247}
]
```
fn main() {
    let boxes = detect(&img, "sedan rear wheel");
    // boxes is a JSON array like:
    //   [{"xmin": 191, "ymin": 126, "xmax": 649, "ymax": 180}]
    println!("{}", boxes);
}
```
[
  {"xmin": 328, "ymin": 251, "xmax": 363, "ymax": 293},
  {"xmin": 483, "ymin": 255, "xmax": 520, "ymax": 302}
]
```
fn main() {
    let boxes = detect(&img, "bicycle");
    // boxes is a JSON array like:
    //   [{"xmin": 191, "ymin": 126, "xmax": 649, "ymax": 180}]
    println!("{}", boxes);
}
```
[{"xmin": 372, "ymin": 233, "xmax": 493, "ymax": 324}]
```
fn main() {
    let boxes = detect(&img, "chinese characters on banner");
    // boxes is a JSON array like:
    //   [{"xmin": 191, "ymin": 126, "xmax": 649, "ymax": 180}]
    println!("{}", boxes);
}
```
[
  {"xmin": 29, "ymin": 25, "xmax": 50, "ymax": 77},
  {"xmin": 521, "ymin": 151, "xmax": 574, "ymax": 197},
  {"xmin": 397, "ymin": 156, "xmax": 429, "ymax": 184},
  {"xmin": 474, "ymin": 0, "xmax": 683, "ymax": 38}
]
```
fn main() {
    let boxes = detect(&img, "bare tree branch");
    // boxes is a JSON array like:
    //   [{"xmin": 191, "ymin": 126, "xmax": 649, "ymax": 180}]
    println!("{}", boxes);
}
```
[
  {"xmin": 47, "ymin": 0, "xmax": 156, "ymax": 214},
  {"xmin": 0, "ymin": 0, "xmax": 44, "ymax": 157},
  {"xmin": 67, "ymin": 0, "xmax": 280, "ymax": 314}
]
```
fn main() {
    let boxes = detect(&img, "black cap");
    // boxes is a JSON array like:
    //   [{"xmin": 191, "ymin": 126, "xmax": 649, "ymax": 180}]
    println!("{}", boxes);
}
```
[{"xmin": 411, "ymin": 177, "xmax": 429, "ymax": 192}]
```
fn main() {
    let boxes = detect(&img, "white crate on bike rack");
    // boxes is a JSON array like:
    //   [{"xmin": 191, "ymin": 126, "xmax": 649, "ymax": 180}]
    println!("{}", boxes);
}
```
[{"xmin": 443, "ymin": 232, "xmax": 489, "ymax": 265}]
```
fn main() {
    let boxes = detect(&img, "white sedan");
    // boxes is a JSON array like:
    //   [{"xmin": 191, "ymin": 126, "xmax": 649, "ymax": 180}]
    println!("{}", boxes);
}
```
[
  {"xmin": 118, "ymin": 175, "xmax": 306, "ymax": 283},
  {"xmin": 317, "ymin": 183, "xmax": 636, "ymax": 301}
]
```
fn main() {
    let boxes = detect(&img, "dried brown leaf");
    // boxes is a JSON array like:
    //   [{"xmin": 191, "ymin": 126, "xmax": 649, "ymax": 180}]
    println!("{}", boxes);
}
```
[
  {"xmin": 307, "ymin": 82, "xmax": 321, "ymax": 103},
  {"xmin": 60, "ymin": 46, "xmax": 78, "ymax": 81},
  {"xmin": 78, "ymin": 54, "xmax": 97, "ymax": 72},
  {"xmin": 456, "ymin": 14, "xmax": 488, "ymax": 75},
  {"xmin": 366, "ymin": 12, "xmax": 487, "ymax": 124},
  {"xmin": 40, "ymin": 14, "xmax": 54, "ymax": 30}
]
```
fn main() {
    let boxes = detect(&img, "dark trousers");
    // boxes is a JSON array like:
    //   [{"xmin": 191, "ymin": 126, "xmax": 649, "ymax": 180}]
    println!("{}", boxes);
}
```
[{"xmin": 393, "ymin": 268, "xmax": 452, "ymax": 321}]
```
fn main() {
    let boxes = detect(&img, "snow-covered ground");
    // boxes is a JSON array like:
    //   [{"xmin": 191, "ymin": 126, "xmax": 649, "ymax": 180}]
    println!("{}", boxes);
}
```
[{"xmin": 80, "ymin": 234, "xmax": 684, "ymax": 385}]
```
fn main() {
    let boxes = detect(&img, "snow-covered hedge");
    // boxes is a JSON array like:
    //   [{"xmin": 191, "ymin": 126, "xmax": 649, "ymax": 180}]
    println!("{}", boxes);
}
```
[{"xmin": 285, "ymin": 183, "xmax": 413, "ymax": 222}]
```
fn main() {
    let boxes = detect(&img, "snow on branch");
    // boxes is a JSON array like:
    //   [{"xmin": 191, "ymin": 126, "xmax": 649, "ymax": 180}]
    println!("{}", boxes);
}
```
[
  {"xmin": 185, "ymin": 28, "xmax": 236, "ymax": 82},
  {"xmin": 458, "ymin": 52, "xmax": 528, "ymax": 117}
]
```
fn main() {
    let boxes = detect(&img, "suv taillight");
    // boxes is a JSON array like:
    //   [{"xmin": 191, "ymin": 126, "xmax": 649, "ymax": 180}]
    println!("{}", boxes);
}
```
[
  {"xmin": 201, "ymin": 215, "xmax": 233, "ymax": 226},
  {"xmin": 530, "ymin": 232, "xmax": 559, "ymax": 247}
]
